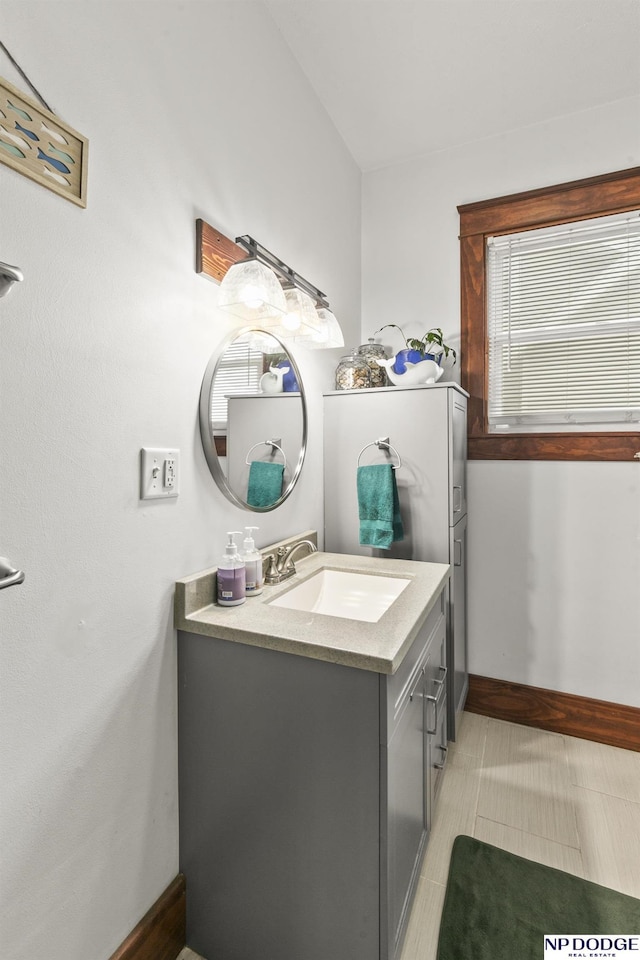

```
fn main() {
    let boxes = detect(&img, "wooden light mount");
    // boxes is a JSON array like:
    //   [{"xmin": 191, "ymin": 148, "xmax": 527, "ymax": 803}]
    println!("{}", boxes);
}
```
[
  {"xmin": 196, "ymin": 219, "xmax": 248, "ymax": 283},
  {"xmin": 195, "ymin": 220, "xmax": 329, "ymax": 306}
]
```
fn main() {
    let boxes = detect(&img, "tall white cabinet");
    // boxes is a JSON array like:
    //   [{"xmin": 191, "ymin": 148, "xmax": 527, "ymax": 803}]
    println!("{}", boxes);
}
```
[{"xmin": 323, "ymin": 382, "xmax": 469, "ymax": 739}]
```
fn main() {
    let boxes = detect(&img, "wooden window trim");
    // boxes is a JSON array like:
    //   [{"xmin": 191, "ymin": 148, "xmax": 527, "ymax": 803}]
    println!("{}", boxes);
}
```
[{"xmin": 458, "ymin": 167, "xmax": 640, "ymax": 461}]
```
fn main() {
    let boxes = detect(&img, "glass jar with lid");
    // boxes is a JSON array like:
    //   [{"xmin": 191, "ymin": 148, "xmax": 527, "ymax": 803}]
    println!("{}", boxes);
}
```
[
  {"xmin": 355, "ymin": 338, "xmax": 389, "ymax": 388},
  {"xmin": 335, "ymin": 350, "xmax": 372, "ymax": 390}
]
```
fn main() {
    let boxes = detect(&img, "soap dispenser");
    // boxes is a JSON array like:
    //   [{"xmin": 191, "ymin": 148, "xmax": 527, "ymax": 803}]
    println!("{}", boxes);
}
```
[
  {"xmin": 242, "ymin": 526, "xmax": 263, "ymax": 597},
  {"xmin": 217, "ymin": 531, "xmax": 246, "ymax": 607}
]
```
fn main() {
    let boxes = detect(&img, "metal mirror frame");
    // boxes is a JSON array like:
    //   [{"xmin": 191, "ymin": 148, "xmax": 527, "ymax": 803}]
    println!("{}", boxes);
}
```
[{"xmin": 199, "ymin": 328, "xmax": 308, "ymax": 511}]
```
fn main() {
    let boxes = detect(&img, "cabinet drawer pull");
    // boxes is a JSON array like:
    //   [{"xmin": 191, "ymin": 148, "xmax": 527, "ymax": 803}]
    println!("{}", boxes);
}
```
[
  {"xmin": 426, "ymin": 693, "xmax": 438, "ymax": 735},
  {"xmin": 434, "ymin": 743, "xmax": 448, "ymax": 770},
  {"xmin": 432, "ymin": 673, "xmax": 447, "ymax": 705},
  {"xmin": 426, "ymin": 666, "xmax": 447, "ymax": 734},
  {"xmin": 454, "ymin": 538, "xmax": 463, "ymax": 566}
]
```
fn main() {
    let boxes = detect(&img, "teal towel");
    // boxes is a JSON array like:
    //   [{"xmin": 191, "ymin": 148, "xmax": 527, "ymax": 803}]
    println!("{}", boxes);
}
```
[
  {"xmin": 357, "ymin": 464, "xmax": 404, "ymax": 549},
  {"xmin": 247, "ymin": 460, "xmax": 284, "ymax": 507}
]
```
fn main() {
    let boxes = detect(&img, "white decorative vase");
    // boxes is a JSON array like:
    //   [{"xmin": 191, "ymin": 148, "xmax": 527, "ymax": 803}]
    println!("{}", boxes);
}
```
[
  {"xmin": 377, "ymin": 356, "xmax": 444, "ymax": 387},
  {"xmin": 260, "ymin": 365, "xmax": 289, "ymax": 394}
]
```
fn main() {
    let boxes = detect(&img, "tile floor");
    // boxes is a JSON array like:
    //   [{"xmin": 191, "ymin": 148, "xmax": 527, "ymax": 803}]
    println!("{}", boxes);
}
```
[
  {"xmin": 400, "ymin": 712, "xmax": 640, "ymax": 960},
  {"xmin": 177, "ymin": 711, "xmax": 640, "ymax": 960}
]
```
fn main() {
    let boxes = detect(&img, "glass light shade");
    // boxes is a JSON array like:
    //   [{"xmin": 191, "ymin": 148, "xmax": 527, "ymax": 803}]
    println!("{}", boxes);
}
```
[
  {"xmin": 282, "ymin": 287, "xmax": 319, "ymax": 336},
  {"xmin": 217, "ymin": 259, "xmax": 287, "ymax": 322},
  {"xmin": 303, "ymin": 306, "xmax": 345, "ymax": 349}
]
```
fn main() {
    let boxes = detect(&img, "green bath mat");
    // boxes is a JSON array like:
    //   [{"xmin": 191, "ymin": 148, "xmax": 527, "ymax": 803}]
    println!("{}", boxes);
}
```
[{"xmin": 437, "ymin": 835, "xmax": 640, "ymax": 960}]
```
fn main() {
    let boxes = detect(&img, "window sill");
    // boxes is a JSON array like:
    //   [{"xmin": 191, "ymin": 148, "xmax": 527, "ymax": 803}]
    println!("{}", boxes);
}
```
[{"xmin": 468, "ymin": 432, "xmax": 640, "ymax": 461}]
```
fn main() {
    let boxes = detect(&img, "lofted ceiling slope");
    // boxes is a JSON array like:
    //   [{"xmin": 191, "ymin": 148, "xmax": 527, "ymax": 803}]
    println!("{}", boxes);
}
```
[{"xmin": 265, "ymin": 0, "xmax": 640, "ymax": 172}]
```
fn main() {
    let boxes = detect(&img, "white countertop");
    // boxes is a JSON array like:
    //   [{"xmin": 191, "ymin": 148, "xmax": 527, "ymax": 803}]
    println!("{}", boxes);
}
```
[{"xmin": 175, "ymin": 549, "xmax": 450, "ymax": 674}]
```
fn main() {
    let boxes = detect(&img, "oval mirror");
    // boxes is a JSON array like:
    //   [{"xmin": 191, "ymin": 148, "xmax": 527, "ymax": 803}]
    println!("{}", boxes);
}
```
[{"xmin": 199, "ymin": 329, "xmax": 307, "ymax": 511}]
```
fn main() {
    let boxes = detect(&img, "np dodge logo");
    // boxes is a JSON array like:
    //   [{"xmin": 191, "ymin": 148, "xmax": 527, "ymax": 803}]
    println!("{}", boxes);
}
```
[{"xmin": 544, "ymin": 936, "xmax": 640, "ymax": 958}]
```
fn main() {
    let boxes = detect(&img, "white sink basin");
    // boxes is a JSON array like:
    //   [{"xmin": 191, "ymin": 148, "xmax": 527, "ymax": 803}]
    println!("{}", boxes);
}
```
[{"xmin": 268, "ymin": 568, "xmax": 411, "ymax": 622}]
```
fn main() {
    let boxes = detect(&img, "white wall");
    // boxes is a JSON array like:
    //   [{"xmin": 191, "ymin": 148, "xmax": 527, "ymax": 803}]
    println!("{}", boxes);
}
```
[
  {"xmin": 362, "ymin": 96, "xmax": 640, "ymax": 707},
  {"xmin": 0, "ymin": 4, "xmax": 360, "ymax": 959}
]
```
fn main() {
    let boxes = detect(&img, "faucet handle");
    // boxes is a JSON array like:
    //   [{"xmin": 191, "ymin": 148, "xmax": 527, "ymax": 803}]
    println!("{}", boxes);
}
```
[
  {"xmin": 263, "ymin": 553, "xmax": 280, "ymax": 583},
  {"xmin": 276, "ymin": 545, "xmax": 296, "ymax": 574}
]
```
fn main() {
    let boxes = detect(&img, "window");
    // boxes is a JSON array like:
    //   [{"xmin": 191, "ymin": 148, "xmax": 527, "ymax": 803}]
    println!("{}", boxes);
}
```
[
  {"xmin": 459, "ymin": 167, "xmax": 640, "ymax": 460},
  {"xmin": 487, "ymin": 211, "xmax": 640, "ymax": 432},
  {"xmin": 210, "ymin": 337, "xmax": 264, "ymax": 427}
]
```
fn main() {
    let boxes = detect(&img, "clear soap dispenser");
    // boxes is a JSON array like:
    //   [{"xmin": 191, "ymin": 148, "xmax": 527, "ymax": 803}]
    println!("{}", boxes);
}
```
[
  {"xmin": 217, "ymin": 531, "xmax": 246, "ymax": 606},
  {"xmin": 242, "ymin": 526, "xmax": 263, "ymax": 597}
]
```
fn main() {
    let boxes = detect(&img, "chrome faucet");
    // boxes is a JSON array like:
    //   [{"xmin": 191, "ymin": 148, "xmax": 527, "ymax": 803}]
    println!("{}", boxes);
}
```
[{"xmin": 263, "ymin": 539, "xmax": 317, "ymax": 584}]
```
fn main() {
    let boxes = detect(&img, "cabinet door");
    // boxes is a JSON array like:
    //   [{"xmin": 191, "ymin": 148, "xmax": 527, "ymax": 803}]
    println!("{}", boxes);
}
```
[
  {"xmin": 449, "ymin": 393, "xmax": 467, "ymax": 524},
  {"xmin": 386, "ymin": 663, "xmax": 428, "ymax": 957}
]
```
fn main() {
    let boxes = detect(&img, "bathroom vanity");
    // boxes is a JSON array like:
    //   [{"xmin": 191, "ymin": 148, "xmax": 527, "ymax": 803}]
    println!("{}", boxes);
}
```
[{"xmin": 175, "ymin": 547, "xmax": 449, "ymax": 960}]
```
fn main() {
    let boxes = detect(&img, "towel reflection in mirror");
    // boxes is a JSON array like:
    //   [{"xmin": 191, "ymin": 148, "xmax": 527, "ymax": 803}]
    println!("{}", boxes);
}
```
[{"xmin": 247, "ymin": 460, "xmax": 285, "ymax": 508}]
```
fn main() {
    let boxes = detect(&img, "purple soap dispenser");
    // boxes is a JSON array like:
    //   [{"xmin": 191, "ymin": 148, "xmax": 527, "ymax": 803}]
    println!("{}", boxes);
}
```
[{"xmin": 217, "ymin": 531, "xmax": 246, "ymax": 606}]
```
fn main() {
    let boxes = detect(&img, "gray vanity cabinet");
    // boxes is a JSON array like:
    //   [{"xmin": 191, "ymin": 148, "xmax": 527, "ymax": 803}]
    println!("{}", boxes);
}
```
[{"xmin": 178, "ymin": 591, "xmax": 446, "ymax": 960}]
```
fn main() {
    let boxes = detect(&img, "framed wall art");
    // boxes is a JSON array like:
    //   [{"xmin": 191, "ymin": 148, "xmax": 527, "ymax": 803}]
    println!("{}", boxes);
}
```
[{"xmin": 0, "ymin": 75, "xmax": 88, "ymax": 208}]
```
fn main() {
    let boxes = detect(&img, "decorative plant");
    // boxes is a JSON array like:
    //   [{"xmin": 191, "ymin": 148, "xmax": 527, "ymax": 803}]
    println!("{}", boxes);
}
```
[{"xmin": 375, "ymin": 324, "xmax": 457, "ymax": 364}]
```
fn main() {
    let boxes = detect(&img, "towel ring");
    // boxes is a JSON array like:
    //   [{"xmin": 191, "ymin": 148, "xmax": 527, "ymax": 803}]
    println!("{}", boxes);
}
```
[
  {"xmin": 357, "ymin": 438, "xmax": 402, "ymax": 470},
  {"xmin": 245, "ymin": 439, "xmax": 287, "ymax": 470}
]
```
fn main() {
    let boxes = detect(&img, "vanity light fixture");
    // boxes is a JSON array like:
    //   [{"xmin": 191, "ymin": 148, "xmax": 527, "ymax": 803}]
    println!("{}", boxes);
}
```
[
  {"xmin": 217, "ymin": 255, "xmax": 287, "ymax": 324},
  {"xmin": 306, "ymin": 305, "xmax": 345, "ymax": 350},
  {"xmin": 197, "ymin": 220, "xmax": 344, "ymax": 349},
  {"xmin": 282, "ymin": 286, "xmax": 319, "ymax": 337},
  {"xmin": 232, "ymin": 236, "xmax": 322, "ymax": 343}
]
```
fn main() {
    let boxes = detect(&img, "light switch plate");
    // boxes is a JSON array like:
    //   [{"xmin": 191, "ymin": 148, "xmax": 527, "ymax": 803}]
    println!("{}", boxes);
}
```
[{"xmin": 140, "ymin": 448, "xmax": 180, "ymax": 500}]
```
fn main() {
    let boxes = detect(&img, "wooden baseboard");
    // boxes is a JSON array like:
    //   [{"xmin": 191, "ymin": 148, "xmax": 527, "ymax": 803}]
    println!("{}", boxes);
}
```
[
  {"xmin": 108, "ymin": 874, "xmax": 186, "ymax": 960},
  {"xmin": 465, "ymin": 675, "xmax": 640, "ymax": 752}
]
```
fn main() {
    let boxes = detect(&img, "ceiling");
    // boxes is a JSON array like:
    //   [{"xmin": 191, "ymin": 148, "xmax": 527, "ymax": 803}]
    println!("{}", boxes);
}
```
[{"xmin": 265, "ymin": 0, "xmax": 640, "ymax": 172}]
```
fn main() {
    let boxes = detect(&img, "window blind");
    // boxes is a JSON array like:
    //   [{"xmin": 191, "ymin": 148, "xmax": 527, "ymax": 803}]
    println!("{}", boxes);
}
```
[
  {"xmin": 210, "ymin": 339, "xmax": 264, "ymax": 425},
  {"xmin": 487, "ymin": 210, "xmax": 640, "ymax": 432}
]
